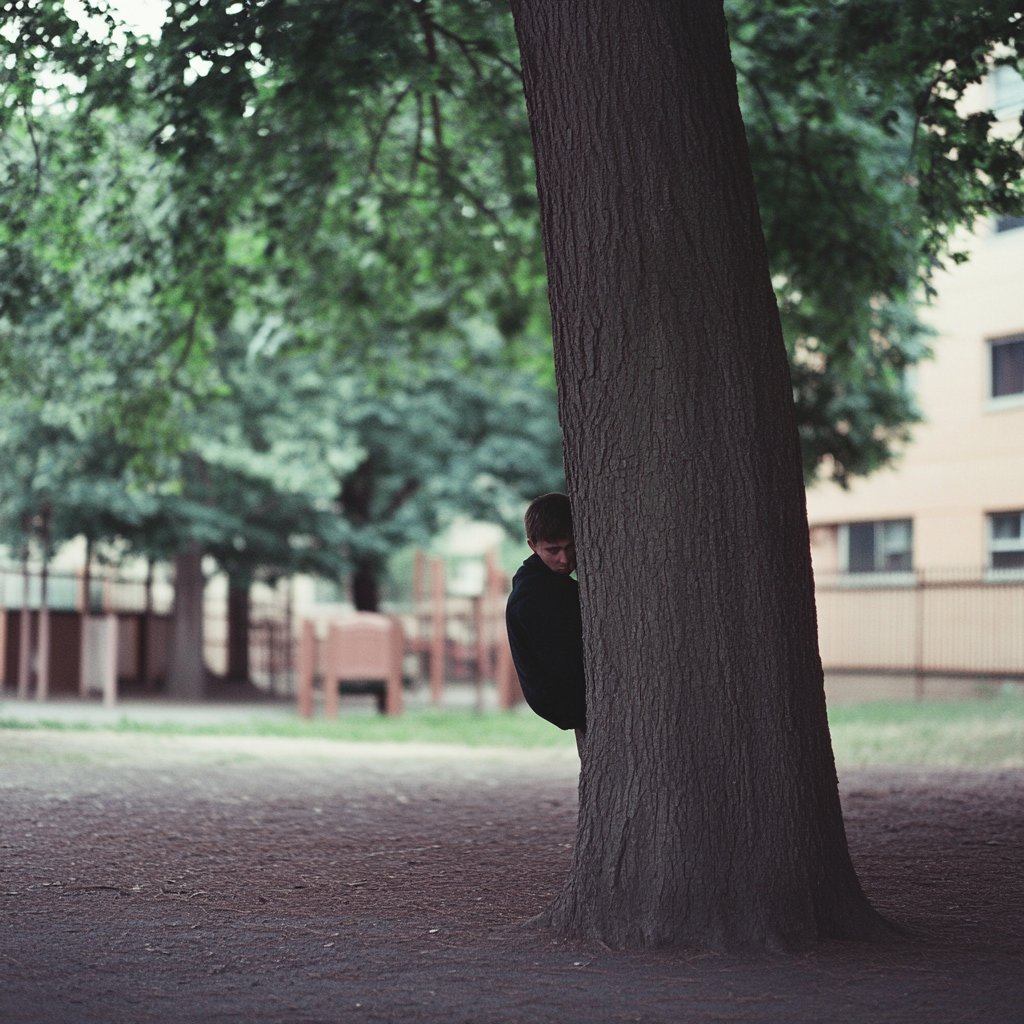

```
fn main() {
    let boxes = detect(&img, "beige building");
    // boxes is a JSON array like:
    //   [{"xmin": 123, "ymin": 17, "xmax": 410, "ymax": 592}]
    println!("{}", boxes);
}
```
[
  {"xmin": 805, "ymin": 218, "xmax": 1024, "ymax": 696},
  {"xmin": 807, "ymin": 218, "xmax": 1024, "ymax": 576},
  {"xmin": 809, "ymin": 65, "xmax": 1024, "ymax": 581}
]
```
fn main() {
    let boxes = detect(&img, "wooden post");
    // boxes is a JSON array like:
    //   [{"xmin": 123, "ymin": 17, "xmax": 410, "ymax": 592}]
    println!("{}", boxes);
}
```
[
  {"xmin": 79, "ymin": 614, "xmax": 91, "ymax": 698},
  {"xmin": 430, "ymin": 557, "xmax": 445, "ymax": 705},
  {"xmin": 36, "ymin": 506, "xmax": 51, "ymax": 701},
  {"xmin": 82, "ymin": 537, "xmax": 93, "ymax": 616},
  {"xmin": 140, "ymin": 558, "xmax": 154, "ymax": 690},
  {"xmin": 17, "ymin": 610, "xmax": 31, "ymax": 699},
  {"xmin": 413, "ymin": 547, "xmax": 427, "ymax": 688},
  {"xmin": 297, "ymin": 619, "xmax": 316, "ymax": 719},
  {"xmin": 36, "ymin": 604, "xmax": 50, "ymax": 701},
  {"xmin": 103, "ymin": 613, "xmax": 118, "ymax": 707},
  {"xmin": 495, "ymin": 628, "xmax": 524, "ymax": 710},
  {"xmin": 484, "ymin": 548, "xmax": 505, "ymax": 682},
  {"xmin": 493, "ymin": 545, "xmax": 523, "ymax": 711},
  {"xmin": 283, "ymin": 577, "xmax": 293, "ymax": 698},
  {"xmin": 324, "ymin": 624, "xmax": 340, "ymax": 720},
  {"xmin": 914, "ymin": 569, "xmax": 925, "ymax": 701},
  {"xmin": 17, "ymin": 542, "xmax": 31, "ymax": 699},
  {"xmin": 413, "ymin": 548, "xmax": 426, "ymax": 606},
  {"xmin": 473, "ymin": 594, "xmax": 485, "ymax": 711},
  {"xmin": 385, "ymin": 616, "xmax": 405, "ymax": 716},
  {"xmin": 486, "ymin": 548, "xmax": 517, "ymax": 709}
]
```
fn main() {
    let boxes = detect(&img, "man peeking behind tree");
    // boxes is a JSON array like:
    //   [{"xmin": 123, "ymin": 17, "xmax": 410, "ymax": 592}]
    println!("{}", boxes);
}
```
[{"xmin": 505, "ymin": 493, "xmax": 587, "ymax": 746}]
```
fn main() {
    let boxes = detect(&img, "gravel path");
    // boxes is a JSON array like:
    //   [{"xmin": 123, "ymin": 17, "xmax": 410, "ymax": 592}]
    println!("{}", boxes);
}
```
[{"xmin": 2, "ymin": 730, "xmax": 1022, "ymax": 1023}]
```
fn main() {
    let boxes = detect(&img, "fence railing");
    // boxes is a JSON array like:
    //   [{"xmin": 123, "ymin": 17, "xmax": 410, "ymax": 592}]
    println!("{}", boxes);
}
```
[
  {"xmin": 11, "ymin": 558, "xmax": 1020, "ymax": 702},
  {"xmin": 815, "ymin": 568, "xmax": 1024, "ymax": 680},
  {"xmin": 0, "ymin": 567, "xmax": 173, "ymax": 615}
]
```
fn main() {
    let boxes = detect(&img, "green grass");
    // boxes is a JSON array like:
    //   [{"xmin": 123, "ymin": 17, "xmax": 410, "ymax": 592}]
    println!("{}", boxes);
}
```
[
  {"xmin": 1, "ymin": 694, "xmax": 1022, "ymax": 766},
  {"xmin": 0, "ymin": 705, "xmax": 578, "ymax": 749},
  {"xmin": 828, "ymin": 692, "xmax": 1024, "ymax": 768}
]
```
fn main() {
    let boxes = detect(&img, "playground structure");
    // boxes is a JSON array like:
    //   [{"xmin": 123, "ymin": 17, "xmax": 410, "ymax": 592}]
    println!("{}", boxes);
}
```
[
  {"xmin": 297, "ymin": 614, "xmax": 405, "ymax": 717},
  {"xmin": 296, "ymin": 550, "xmax": 522, "ymax": 716}
]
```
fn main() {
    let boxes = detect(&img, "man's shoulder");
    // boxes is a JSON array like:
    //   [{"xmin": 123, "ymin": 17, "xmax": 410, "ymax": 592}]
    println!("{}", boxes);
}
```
[
  {"xmin": 511, "ymin": 554, "xmax": 575, "ymax": 590},
  {"xmin": 507, "ymin": 555, "xmax": 578, "ymax": 619},
  {"xmin": 510, "ymin": 553, "xmax": 541, "ymax": 585}
]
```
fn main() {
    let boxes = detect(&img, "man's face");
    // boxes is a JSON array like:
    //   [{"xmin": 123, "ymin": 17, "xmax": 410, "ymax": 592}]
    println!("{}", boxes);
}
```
[{"xmin": 528, "ymin": 536, "xmax": 576, "ymax": 575}]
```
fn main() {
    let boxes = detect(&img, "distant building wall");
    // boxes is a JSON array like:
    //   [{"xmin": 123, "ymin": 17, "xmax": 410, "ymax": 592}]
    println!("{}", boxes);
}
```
[{"xmin": 806, "ymin": 222, "xmax": 1024, "ymax": 573}]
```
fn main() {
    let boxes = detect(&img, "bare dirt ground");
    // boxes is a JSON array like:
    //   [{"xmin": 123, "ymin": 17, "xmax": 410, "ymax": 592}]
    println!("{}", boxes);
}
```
[{"xmin": 1, "ymin": 730, "xmax": 1022, "ymax": 1024}]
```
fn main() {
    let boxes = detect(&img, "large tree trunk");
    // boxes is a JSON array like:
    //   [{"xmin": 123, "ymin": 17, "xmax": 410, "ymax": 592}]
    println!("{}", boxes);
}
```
[
  {"xmin": 167, "ymin": 544, "xmax": 206, "ymax": 700},
  {"xmin": 509, "ymin": 0, "xmax": 893, "ymax": 950},
  {"xmin": 226, "ymin": 579, "xmax": 251, "ymax": 683}
]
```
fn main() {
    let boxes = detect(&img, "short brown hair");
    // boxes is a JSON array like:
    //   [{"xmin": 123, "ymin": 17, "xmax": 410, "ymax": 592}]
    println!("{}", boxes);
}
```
[{"xmin": 524, "ymin": 493, "xmax": 573, "ymax": 544}]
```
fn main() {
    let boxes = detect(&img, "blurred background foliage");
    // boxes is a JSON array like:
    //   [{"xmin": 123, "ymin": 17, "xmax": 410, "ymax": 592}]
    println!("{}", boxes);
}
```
[{"xmin": 0, "ymin": 0, "xmax": 1022, "ymax": 599}]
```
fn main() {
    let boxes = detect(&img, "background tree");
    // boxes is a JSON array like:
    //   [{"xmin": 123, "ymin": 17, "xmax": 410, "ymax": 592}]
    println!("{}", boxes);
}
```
[
  {"xmin": 726, "ymin": 0, "xmax": 1024, "ymax": 483},
  {"xmin": 45, "ymin": 0, "xmax": 1020, "ymax": 484},
  {"xmin": 6, "ymin": 0, "xmax": 1022, "ymax": 502},
  {"xmin": 336, "ymin": 352, "xmax": 565, "ymax": 611},
  {"xmin": 0, "ymin": 23, "xmax": 563, "ymax": 691}
]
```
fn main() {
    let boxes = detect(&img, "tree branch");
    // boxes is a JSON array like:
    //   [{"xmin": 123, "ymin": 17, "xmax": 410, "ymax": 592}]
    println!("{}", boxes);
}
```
[
  {"xmin": 410, "ymin": 90, "xmax": 425, "ymax": 180},
  {"xmin": 366, "ymin": 86, "xmax": 413, "ymax": 179},
  {"xmin": 381, "ymin": 478, "xmax": 420, "ymax": 521},
  {"xmin": 169, "ymin": 303, "xmax": 200, "ymax": 382},
  {"xmin": 414, "ymin": 153, "xmax": 508, "ymax": 235},
  {"xmin": 424, "ymin": 17, "xmax": 522, "ymax": 80},
  {"xmin": 23, "ymin": 106, "xmax": 43, "ymax": 192}
]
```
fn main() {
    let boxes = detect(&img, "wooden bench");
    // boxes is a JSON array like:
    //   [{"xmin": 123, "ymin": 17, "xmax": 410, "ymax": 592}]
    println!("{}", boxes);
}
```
[{"xmin": 297, "ymin": 614, "xmax": 404, "ymax": 717}]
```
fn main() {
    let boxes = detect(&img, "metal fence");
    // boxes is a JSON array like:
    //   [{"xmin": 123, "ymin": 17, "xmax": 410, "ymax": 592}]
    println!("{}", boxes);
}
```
[
  {"xmin": 11, "ymin": 560, "xmax": 1021, "ymax": 700},
  {"xmin": 815, "ymin": 568, "xmax": 1024, "ymax": 681}
]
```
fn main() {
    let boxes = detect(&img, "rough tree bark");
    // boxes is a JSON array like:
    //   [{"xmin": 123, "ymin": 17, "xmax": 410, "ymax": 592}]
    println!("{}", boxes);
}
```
[
  {"xmin": 166, "ymin": 544, "xmax": 206, "ymax": 700},
  {"xmin": 226, "ymin": 579, "xmax": 251, "ymax": 682},
  {"xmin": 508, "ymin": 0, "xmax": 894, "ymax": 950}
]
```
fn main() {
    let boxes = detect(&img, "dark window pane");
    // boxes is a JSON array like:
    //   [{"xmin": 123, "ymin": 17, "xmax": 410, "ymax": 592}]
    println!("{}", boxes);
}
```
[
  {"xmin": 848, "ymin": 522, "xmax": 876, "ymax": 572},
  {"xmin": 992, "ymin": 338, "xmax": 1024, "ymax": 397},
  {"xmin": 996, "ymin": 215, "xmax": 1024, "ymax": 233},
  {"xmin": 879, "ymin": 520, "xmax": 912, "ymax": 571},
  {"xmin": 991, "ymin": 512, "xmax": 1022, "ymax": 540},
  {"xmin": 880, "ymin": 520, "xmax": 911, "ymax": 551},
  {"xmin": 882, "ymin": 550, "xmax": 912, "ymax": 571},
  {"xmin": 993, "ymin": 551, "xmax": 1024, "ymax": 569}
]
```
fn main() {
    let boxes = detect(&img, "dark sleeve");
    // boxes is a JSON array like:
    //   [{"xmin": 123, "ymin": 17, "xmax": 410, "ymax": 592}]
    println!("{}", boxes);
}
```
[{"xmin": 506, "ymin": 583, "xmax": 587, "ymax": 731}]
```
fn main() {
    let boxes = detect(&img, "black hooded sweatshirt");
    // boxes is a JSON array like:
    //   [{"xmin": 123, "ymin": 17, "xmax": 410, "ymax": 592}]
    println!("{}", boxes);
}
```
[{"xmin": 505, "ymin": 553, "xmax": 586, "ymax": 731}]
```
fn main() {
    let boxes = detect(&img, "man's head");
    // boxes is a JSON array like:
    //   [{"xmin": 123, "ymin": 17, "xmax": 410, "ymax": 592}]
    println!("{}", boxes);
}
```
[{"xmin": 525, "ymin": 493, "xmax": 576, "ymax": 575}]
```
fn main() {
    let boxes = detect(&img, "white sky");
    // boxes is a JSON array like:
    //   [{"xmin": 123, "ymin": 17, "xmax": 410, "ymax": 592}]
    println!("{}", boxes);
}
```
[
  {"xmin": 112, "ymin": 0, "xmax": 168, "ymax": 37},
  {"xmin": 65, "ymin": 0, "xmax": 168, "ymax": 42}
]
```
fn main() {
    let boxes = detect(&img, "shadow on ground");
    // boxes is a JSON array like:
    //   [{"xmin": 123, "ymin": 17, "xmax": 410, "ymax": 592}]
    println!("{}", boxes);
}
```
[{"xmin": 1, "ymin": 731, "xmax": 1021, "ymax": 1023}]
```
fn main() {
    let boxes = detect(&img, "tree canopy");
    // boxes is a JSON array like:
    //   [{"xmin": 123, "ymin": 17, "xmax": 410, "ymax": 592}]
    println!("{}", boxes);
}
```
[
  {"xmin": 0, "ymin": 2, "xmax": 560, "ymax": 584},
  {"xmin": 729, "ymin": 0, "xmax": 1024, "ymax": 481},
  {"xmin": 1, "ymin": 0, "xmax": 1022, "ymax": 576}
]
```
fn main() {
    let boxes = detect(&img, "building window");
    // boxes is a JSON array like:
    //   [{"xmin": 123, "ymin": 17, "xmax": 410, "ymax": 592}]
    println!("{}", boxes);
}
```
[
  {"xmin": 996, "ymin": 215, "xmax": 1024, "ymax": 233},
  {"xmin": 839, "ymin": 519, "xmax": 913, "ymax": 574},
  {"xmin": 991, "ymin": 335, "xmax": 1024, "ymax": 398},
  {"xmin": 988, "ymin": 511, "xmax": 1024, "ymax": 570}
]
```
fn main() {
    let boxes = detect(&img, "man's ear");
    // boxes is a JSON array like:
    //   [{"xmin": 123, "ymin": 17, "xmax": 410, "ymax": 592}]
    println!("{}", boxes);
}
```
[{"xmin": 527, "ymin": 539, "xmax": 537, "ymax": 554}]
